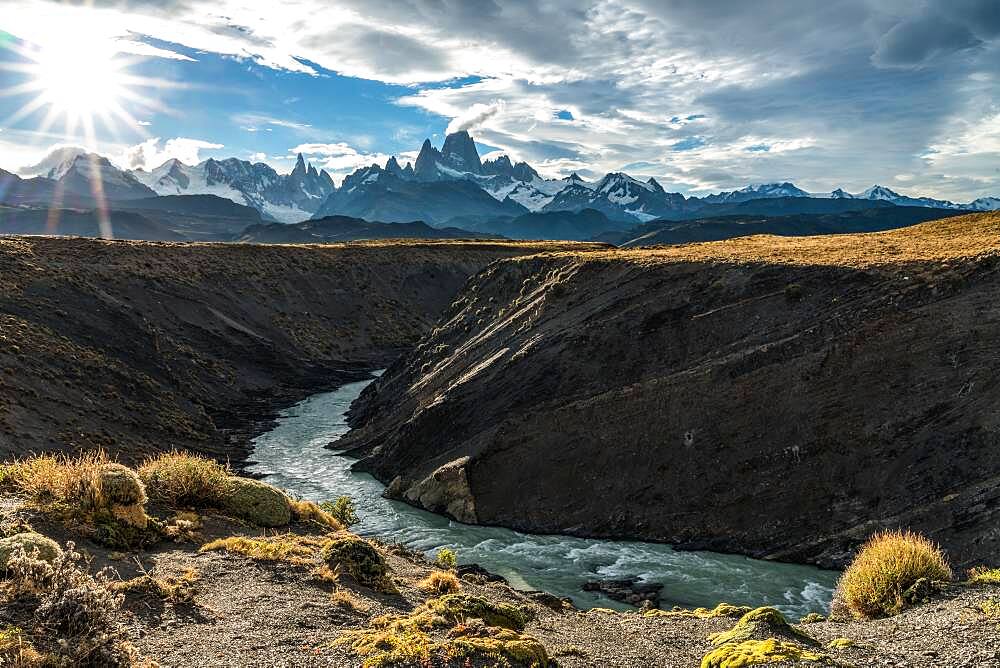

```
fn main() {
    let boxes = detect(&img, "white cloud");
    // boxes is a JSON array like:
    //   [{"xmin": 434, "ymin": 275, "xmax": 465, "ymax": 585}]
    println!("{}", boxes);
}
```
[
  {"xmin": 446, "ymin": 102, "xmax": 505, "ymax": 135},
  {"xmin": 121, "ymin": 137, "xmax": 223, "ymax": 170}
]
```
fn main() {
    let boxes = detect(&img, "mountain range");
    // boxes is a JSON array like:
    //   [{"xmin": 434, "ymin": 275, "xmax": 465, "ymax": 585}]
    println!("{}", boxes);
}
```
[{"xmin": 4, "ymin": 131, "xmax": 999, "ymax": 235}]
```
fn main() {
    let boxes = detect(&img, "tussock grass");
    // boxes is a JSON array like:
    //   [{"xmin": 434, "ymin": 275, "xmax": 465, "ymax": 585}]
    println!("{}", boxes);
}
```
[
  {"xmin": 330, "ymin": 588, "xmax": 369, "ymax": 614},
  {"xmin": 417, "ymin": 571, "xmax": 461, "ymax": 595},
  {"xmin": 290, "ymin": 499, "xmax": 344, "ymax": 530},
  {"xmin": 834, "ymin": 530, "xmax": 952, "ymax": 619},
  {"xmin": 198, "ymin": 535, "xmax": 324, "ymax": 565},
  {"xmin": 115, "ymin": 568, "xmax": 199, "ymax": 603},
  {"xmin": 139, "ymin": 451, "xmax": 230, "ymax": 508}
]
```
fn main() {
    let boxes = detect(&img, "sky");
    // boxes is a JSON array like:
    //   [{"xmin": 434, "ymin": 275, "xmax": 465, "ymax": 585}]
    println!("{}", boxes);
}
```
[{"xmin": 0, "ymin": 0, "xmax": 999, "ymax": 199}]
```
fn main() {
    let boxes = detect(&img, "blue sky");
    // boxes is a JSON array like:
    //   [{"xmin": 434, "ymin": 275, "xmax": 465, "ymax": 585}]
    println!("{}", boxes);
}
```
[{"xmin": 1, "ymin": 1, "xmax": 999, "ymax": 200}]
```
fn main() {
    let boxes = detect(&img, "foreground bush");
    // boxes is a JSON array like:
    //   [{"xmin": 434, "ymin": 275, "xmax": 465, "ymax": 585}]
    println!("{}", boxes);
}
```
[
  {"xmin": 139, "ymin": 451, "xmax": 229, "ymax": 508},
  {"xmin": 0, "ymin": 533, "xmax": 62, "ymax": 571},
  {"xmin": 321, "ymin": 533, "xmax": 395, "ymax": 593},
  {"xmin": 220, "ymin": 477, "xmax": 292, "ymax": 527},
  {"xmin": 2, "ymin": 541, "xmax": 147, "ymax": 666},
  {"xmin": 833, "ymin": 530, "xmax": 952, "ymax": 619}
]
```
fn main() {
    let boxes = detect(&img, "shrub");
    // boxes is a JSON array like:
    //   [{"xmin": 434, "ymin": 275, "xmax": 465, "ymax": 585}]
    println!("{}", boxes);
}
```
[
  {"xmin": 5, "ymin": 541, "xmax": 144, "ymax": 666},
  {"xmin": 139, "ymin": 451, "xmax": 230, "ymax": 508},
  {"xmin": 0, "ymin": 533, "xmax": 62, "ymax": 572},
  {"xmin": 320, "ymin": 496, "xmax": 359, "ymax": 528},
  {"xmin": 91, "ymin": 463, "xmax": 146, "ymax": 506},
  {"xmin": 417, "ymin": 571, "xmax": 461, "ymax": 595},
  {"xmin": 220, "ymin": 477, "xmax": 292, "ymax": 527},
  {"xmin": 321, "ymin": 534, "xmax": 395, "ymax": 593},
  {"xmin": 0, "ymin": 625, "xmax": 46, "ymax": 666},
  {"xmin": 424, "ymin": 594, "xmax": 527, "ymax": 632},
  {"xmin": 833, "ymin": 530, "xmax": 952, "ymax": 619},
  {"xmin": 434, "ymin": 547, "xmax": 457, "ymax": 570}
]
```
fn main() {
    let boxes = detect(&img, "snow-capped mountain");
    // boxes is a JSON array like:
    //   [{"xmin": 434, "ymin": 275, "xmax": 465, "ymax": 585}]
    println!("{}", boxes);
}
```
[
  {"xmin": 831, "ymin": 184, "xmax": 963, "ymax": 210},
  {"xmin": 541, "ymin": 172, "xmax": 688, "ymax": 221},
  {"xmin": 133, "ymin": 153, "xmax": 335, "ymax": 223},
  {"xmin": 702, "ymin": 182, "xmax": 810, "ymax": 205},
  {"xmin": 969, "ymin": 197, "xmax": 1000, "ymax": 211}
]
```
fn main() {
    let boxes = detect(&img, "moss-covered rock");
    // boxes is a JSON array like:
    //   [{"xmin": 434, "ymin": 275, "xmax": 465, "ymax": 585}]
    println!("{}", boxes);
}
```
[
  {"xmin": 92, "ymin": 513, "xmax": 163, "ymax": 550},
  {"xmin": 449, "ymin": 625, "xmax": 549, "ymax": 667},
  {"xmin": 0, "ymin": 532, "xmax": 62, "ymax": 570},
  {"xmin": 96, "ymin": 463, "xmax": 147, "ymax": 506},
  {"xmin": 645, "ymin": 603, "xmax": 752, "ymax": 619},
  {"xmin": 799, "ymin": 612, "xmax": 826, "ymax": 624},
  {"xmin": 708, "ymin": 607, "xmax": 816, "ymax": 647},
  {"xmin": 221, "ymin": 477, "xmax": 291, "ymax": 527},
  {"xmin": 701, "ymin": 638, "xmax": 830, "ymax": 668},
  {"xmin": 321, "ymin": 534, "xmax": 394, "ymax": 592},
  {"xmin": 425, "ymin": 593, "xmax": 527, "ymax": 631}
]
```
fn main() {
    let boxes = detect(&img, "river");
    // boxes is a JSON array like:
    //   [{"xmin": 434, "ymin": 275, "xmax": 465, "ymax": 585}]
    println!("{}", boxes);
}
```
[{"xmin": 247, "ymin": 373, "xmax": 838, "ymax": 617}]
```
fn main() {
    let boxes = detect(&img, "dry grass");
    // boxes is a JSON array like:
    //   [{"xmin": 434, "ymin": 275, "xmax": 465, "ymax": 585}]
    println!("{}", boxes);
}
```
[
  {"xmin": 115, "ymin": 568, "xmax": 199, "ymax": 603},
  {"xmin": 289, "ymin": 499, "xmax": 344, "ymax": 530},
  {"xmin": 330, "ymin": 588, "xmax": 369, "ymax": 614},
  {"xmin": 198, "ymin": 534, "xmax": 325, "ymax": 566},
  {"xmin": 417, "ymin": 571, "xmax": 461, "ymax": 595},
  {"xmin": 834, "ymin": 530, "xmax": 952, "ymax": 619},
  {"xmin": 2, "ymin": 452, "xmax": 109, "ymax": 513},
  {"xmin": 138, "ymin": 451, "xmax": 230, "ymax": 508}
]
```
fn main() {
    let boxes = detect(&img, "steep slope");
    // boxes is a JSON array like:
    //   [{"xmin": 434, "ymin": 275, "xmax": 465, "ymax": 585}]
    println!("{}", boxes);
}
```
[
  {"xmin": 236, "ymin": 216, "xmax": 497, "ymax": 243},
  {"xmin": 339, "ymin": 212, "xmax": 1000, "ymax": 569},
  {"xmin": 0, "ymin": 237, "xmax": 591, "ymax": 465},
  {"xmin": 457, "ymin": 208, "xmax": 628, "ymax": 241}
]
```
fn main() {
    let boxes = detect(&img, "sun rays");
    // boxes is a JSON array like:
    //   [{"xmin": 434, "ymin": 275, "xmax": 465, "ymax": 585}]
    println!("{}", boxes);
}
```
[{"xmin": 0, "ymin": 30, "xmax": 177, "ymax": 238}]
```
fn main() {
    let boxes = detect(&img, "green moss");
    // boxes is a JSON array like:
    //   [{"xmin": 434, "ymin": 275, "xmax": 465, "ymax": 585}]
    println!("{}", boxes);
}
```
[
  {"xmin": 969, "ymin": 567, "xmax": 1000, "ymax": 585},
  {"xmin": 645, "ymin": 603, "xmax": 752, "ymax": 619},
  {"xmin": 221, "ymin": 477, "xmax": 292, "ymax": 527},
  {"xmin": 92, "ymin": 512, "xmax": 163, "ymax": 550},
  {"xmin": 321, "ymin": 534, "xmax": 395, "ymax": 593},
  {"xmin": 708, "ymin": 607, "xmax": 816, "ymax": 647},
  {"xmin": 799, "ymin": 613, "xmax": 826, "ymax": 624},
  {"xmin": 827, "ymin": 638, "xmax": 854, "ymax": 649},
  {"xmin": 448, "ymin": 626, "xmax": 549, "ymax": 667},
  {"xmin": 95, "ymin": 463, "xmax": 146, "ymax": 506},
  {"xmin": 0, "ymin": 532, "xmax": 61, "ymax": 570},
  {"xmin": 424, "ymin": 594, "xmax": 527, "ymax": 631},
  {"xmin": 980, "ymin": 598, "xmax": 1000, "ymax": 620},
  {"xmin": 701, "ymin": 638, "xmax": 830, "ymax": 668}
]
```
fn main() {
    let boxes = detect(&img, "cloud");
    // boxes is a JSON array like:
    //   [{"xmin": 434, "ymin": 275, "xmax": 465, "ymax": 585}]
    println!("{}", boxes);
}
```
[
  {"xmin": 446, "ymin": 102, "xmax": 505, "ymax": 135},
  {"xmin": 122, "ymin": 137, "xmax": 223, "ymax": 170},
  {"xmin": 3, "ymin": 0, "xmax": 1000, "ymax": 198}
]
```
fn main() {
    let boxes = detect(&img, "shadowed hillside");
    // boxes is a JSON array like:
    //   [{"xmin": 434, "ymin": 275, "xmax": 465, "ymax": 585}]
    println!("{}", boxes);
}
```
[
  {"xmin": 339, "ymin": 212, "xmax": 1000, "ymax": 569},
  {"xmin": 0, "ymin": 237, "xmax": 598, "ymax": 464}
]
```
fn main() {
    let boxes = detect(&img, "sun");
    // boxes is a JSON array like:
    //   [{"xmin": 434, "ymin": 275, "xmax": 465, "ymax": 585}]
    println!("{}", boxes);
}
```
[
  {"xmin": 32, "ymin": 42, "xmax": 126, "ymax": 118},
  {"xmin": 0, "ymin": 34, "xmax": 164, "ymax": 143}
]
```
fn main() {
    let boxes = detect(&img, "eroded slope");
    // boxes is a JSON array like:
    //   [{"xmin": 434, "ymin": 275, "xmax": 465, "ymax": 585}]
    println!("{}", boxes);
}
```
[
  {"xmin": 0, "ymin": 237, "xmax": 596, "ymax": 463},
  {"xmin": 341, "ymin": 213, "xmax": 1000, "ymax": 568}
]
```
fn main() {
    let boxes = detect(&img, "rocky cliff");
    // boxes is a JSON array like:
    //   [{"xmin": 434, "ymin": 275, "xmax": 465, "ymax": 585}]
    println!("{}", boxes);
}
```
[
  {"xmin": 0, "ymin": 237, "xmax": 594, "ymax": 464},
  {"xmin": 340, "ymin": 212, "xmax": 1000, "ymax": 569}
]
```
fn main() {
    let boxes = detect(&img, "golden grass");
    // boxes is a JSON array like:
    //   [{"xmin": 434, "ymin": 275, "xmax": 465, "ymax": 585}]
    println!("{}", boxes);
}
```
[
  {"xmin": 115, "ymin": 568, "xmax": 199, "ymax": 603},
  {"xmin": 138, "ymin": 451, "xmax": 230, "ymax": 508},
  {"xmin": 417, "ymin": 571, "xmax": 461, "ymax": 595},
  {"xmin": 0, "ymin": 625, "xmax": 47, "ymax": 667},
  {"xmin": 289, "ymin": 499, "xmax": 344, "ymax": 530},
  {"xmin": 834, "ymin": 530, "xmax": 952, "ymax": 619},
  {"xmin": 2, "ymin": 452, "xmax": 109, "ymax": 511},
  {"xmin": 198, "ymin": 534, "xmax": 325, "ymax": 565},
  {"xmin": 330, "ymin": 588, "xmax": 369, "ymax": 614},
  {"xmin": 544, "ymin": 211, "xmax": 1000, "ymax": 269}
]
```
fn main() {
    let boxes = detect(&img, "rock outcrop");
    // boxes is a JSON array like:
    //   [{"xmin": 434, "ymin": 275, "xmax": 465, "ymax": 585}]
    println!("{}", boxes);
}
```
[{"xmin": 340, "ymin": 212, "xmax": 1000, "ymax": 569}]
